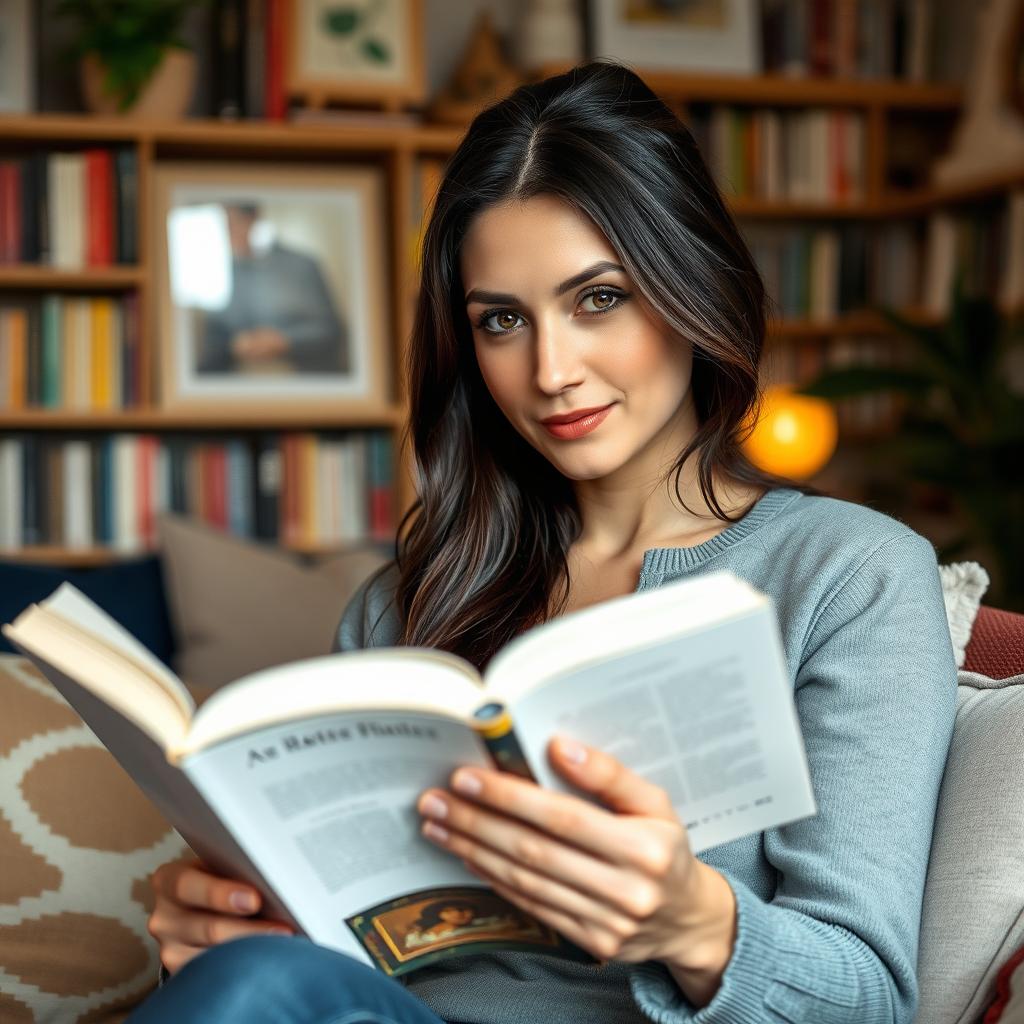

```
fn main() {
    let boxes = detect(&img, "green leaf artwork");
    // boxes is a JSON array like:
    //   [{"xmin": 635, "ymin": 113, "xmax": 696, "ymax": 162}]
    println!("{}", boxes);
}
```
[{"xmin": 320, "ymin": 0, "xmax": 393, "ymax": 69}]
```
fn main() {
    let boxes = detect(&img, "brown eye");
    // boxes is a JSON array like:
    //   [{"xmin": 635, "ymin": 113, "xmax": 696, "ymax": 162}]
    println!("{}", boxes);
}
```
[
  {"xmin": 580, "ymin": 289, "xmax": 621, "ymax": 314},
  {"xmin": 496, "ymin": 312, "xmax": 520, "ymax": 329},
  {"xmin": 479, "ymin": 309, "xmax": 525, "ymax": 334}
]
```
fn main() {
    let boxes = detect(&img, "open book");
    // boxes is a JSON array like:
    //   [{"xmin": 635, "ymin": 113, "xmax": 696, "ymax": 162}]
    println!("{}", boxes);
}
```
[{"xmin": 3, "ymin": 570, "xmax": 815, "ymax": 976}]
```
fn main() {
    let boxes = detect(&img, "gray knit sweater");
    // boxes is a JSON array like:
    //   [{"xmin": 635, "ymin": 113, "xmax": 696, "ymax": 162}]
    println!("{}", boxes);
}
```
[{"xmin": 335, "ymin": 488, "xmax": 957, "ymax": 1024}]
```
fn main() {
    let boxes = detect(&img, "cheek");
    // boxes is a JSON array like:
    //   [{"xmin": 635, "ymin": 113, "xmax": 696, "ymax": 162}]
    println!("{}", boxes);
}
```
[{"xmin": 474, "ymin": 342, "xmax": 526, "ymax": 418}]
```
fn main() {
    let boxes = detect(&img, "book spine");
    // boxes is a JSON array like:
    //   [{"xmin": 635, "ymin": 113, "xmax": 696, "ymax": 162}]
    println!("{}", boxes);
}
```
[
  {"xmin": 19, "ymin": 156, "xmax": 38, "ymax": 262},
  {"xmin": 265, "ymin": 0, "xmax": 286, "ymax": 120},
  {"xmin": 25, "ymin": 300, "xmax": 41, "ymax": 407},
  {"xmin": 40, "ymin": 293, "xmax": 61, "ymax": 408},
  {"xmin": 254, "ymin": 433, "xmax": 281, "ymax": 541},
  {"xmin": 115, "ymin": 148, "xmax": 138, "ymax": 265},
  {"xmin": 213, "ymin": 0, "xmax": 247, "ymax": 118},
  {"xmin": 472, "ymin": 704, "xmax": 535, "ymax": 781}
]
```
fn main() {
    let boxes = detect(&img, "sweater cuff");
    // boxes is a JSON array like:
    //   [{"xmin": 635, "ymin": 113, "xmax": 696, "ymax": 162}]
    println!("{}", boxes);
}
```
[
  {"xmin": 629, "ymin": 874, "xmax": 773, "ymax": 1023},
  {"xmin": 629, "ymin": 874, "xmax": 895, "ymax": 1024}
]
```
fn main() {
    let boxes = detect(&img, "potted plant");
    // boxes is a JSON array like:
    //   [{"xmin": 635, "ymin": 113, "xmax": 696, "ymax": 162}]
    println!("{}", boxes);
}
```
[
  {"xmin": 799, "ymin": 278, "xmax": 1024, "ymax": 610},
  {"xmin": 56, "ymin": 0, "xmax": 204, "ymax": 119}
]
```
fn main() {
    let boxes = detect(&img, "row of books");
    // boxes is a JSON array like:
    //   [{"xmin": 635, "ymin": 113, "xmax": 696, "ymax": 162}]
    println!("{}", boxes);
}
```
[
  {"xmin": 0, "ymin": 295, "xmax": 142, "ymax": 410},
  {"xmin": 746, "ymin": 223, "xmax": 920, "ymax": 320},
  {"xmin": 690, "ymin": 108, "xmax": 865, "ymax": 204},
  {"xmin": 925, "ymin": 196, "xmax": 1024, "ymax": 316},
  {"xmin": 763, "ymin": 336, "xmax": 902, "ymax": 436},
  {"xmin": 0, "ymin": 149, "xmax": 138, "ymax": 267},
  {"xmin": 0, "ymin": 432, "xmax": 395, "ymax": 554},
  {"xmin": 761, "ymin": 0, "xmax": 942, "ymax": 82}
]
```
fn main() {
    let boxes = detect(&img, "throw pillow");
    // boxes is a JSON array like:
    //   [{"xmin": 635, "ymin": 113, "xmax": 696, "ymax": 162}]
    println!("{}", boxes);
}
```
[
  {"xmin": 916, "ymin": 667, "xmax": 1024, "ymax": 1024},
  {"xmin": 938, "ymin": 561, "xmax": 990, "ymax": 667},
  {"xmin": 983, "ymin": 946, "xmax": 1024, "ymax": 1023},
  {"xmin": 0, "ymin": 557, "xmax": 175, "ymax": 667},
  {"xmin": 157, "ymin": 514, "xmax": 389, "ymax": 689},
  {"xmin": 0, "ymin": 655, "xmax": 188, "ymax": 1023}
]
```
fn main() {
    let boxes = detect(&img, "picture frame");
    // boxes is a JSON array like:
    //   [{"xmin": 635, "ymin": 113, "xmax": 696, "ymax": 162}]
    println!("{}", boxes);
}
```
[
  {"xmin": 287, "ymin": 0, "xmax": 426, "ymax": 108},
  {"xmin": 0, "ymin": 0, "xmax": 34, "ymax": 113},
  {"xmin": 588, "ymin": 0, "xmax": 761, "ymax": 76},
  {"xmin": 153, "ymin": 163, "xmax": 391, "ymax": 417}
]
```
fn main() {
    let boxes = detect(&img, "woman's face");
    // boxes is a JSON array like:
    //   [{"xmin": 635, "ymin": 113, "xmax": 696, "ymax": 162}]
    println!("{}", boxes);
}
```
[
  {"xmin": 461, "ymin": 194, "xmax": 694, "ymax": 484},
  {"xmin": 438, "ymin": 906, "xmax": 474, "ymax": 926}
]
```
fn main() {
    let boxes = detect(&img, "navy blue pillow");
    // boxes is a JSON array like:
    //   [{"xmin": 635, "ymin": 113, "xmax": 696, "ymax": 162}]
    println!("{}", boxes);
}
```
[{"xmin": 0, "ymin": 556, "xmax": 175, "ymax": 667}]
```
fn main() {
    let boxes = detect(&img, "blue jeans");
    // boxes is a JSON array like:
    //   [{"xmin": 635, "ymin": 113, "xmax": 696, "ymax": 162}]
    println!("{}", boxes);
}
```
[{"xmin": 128, "ymin": 935, "xmax": 448, "ymax": 1024}]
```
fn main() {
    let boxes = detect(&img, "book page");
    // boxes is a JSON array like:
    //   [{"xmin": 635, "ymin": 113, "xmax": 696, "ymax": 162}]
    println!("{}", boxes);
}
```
[
  {"xmin": 181, "ymin": 709, "xmax": 579, "ymax": 973},
  {"xmin": 182, "ymin": 649, "xmax": 482, "ymax": 755},
  {"xmin": 485, "ymin": 570, "xmax": 765, "ymax": 707},
  {"xmin": 501, "ymin": 605, "xmax": 816, "ymax": 854}
]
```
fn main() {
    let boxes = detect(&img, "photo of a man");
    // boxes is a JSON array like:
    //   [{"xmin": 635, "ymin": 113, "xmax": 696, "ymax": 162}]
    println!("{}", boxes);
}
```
[{"xmin": 198, "ymin": 202, "xmax": 350, "ymax": 375}]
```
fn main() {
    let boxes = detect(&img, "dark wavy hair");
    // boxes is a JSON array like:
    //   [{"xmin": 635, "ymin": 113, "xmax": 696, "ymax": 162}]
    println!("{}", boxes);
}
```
[{"xmin": 393, "ymin": 60, "xmax": 789, "ymax": 669}]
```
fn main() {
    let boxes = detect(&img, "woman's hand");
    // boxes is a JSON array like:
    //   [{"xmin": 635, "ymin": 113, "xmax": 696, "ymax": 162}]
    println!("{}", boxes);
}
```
[
  {"xmin": 147, "ymin": 855, "xmax": 295, "ymax": 975},
  {"xmin": 416, "ymin": 738, "xmax": 737, "ymax": 1007}
]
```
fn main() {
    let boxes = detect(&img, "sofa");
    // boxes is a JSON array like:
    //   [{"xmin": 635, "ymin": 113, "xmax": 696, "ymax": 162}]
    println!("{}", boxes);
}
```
[{"xmin": 0, "ymin": 542, "xmax": 1022, "ymax": 1023}]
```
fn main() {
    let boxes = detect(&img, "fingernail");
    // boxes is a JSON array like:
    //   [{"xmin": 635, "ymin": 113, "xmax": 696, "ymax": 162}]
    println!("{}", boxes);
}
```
[
  {"xmin": 558, "ymin": 737, "xmax": 587, "ymax": 764},
  {"xmin": 419, "ymin": 793, "xmax": 448, "ymax": 819},
  {"xmin": 269, "ymin": 927, "xmax": 293, "ymax": 936},
  {"xmin": 423, "ymin": 820, "xmax": 450, "ymax": 842},
  {"xmin": 452, "ymin": 769, "xmax": 482, "ymax": 795},
  {"xmin": 230, "ymin": 891, "xmax": 258, "ymax": 913}
]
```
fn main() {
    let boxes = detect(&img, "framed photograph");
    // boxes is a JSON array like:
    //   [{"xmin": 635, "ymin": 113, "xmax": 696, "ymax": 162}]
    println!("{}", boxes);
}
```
[
  {"xmin": 0, "ymin": 0, "xmax": 33, "ymax": 112},
  {"xmin": 589, "ymin": 0, "xmax": 761, "ymax": 75},
  {"xmin": 153, "ymin": 163, "xmax": 391, "ymax": 417},
  {"xmin": 287, "ymin": 0, "xmax": 426, "ymax": 106}
]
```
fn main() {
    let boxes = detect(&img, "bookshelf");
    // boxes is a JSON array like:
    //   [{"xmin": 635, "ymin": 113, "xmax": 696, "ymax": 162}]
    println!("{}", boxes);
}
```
[{"xmin": 2, "ymin": 66, "xmax": 1019, "ymax": 564}]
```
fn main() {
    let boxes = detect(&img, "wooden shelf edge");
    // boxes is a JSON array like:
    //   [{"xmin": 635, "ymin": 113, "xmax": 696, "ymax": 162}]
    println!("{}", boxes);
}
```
[
  {"xmin": 0, "ymin": 405, "xmax": 406, "ymax": 430},
  {"xmin": 885, "ymin": 170, "xmax": 1024, "ymax": 215},
  {"xmin": 534, "ymin": 66, "xmax": 962, "ymax": 108},
  {"xmin": 769, "ymin": 308, "xmax": 938, "ymax": 336},
  {"xmin": 0, "ymin": 265, "xmax": 144, "ymax": 288}
]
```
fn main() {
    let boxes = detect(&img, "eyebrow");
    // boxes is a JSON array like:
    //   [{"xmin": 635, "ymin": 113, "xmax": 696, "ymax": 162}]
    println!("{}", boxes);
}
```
[{"xmin": 464, "ymin": 260, "xmax": 626, "ymax": 305}]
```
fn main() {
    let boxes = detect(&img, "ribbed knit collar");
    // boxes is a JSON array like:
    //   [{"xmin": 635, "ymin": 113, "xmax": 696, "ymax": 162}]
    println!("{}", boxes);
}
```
[{"xmin": 638, "ymin": 487, "xmax": 802, "ymax": 582}]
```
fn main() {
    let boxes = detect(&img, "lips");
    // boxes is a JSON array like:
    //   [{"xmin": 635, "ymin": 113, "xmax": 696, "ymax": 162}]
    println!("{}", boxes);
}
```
[
  {"xmin": 540, "ymin": 403, "xmax": 615, "ymax": 440},
  {"xmin": 540, "ymin": 404, "xmax": 614, "ymax": 426}
]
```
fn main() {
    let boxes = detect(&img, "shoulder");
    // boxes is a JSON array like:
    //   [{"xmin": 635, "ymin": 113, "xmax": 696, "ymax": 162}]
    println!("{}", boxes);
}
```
[
  {"xmin": 763, "ymin": 489, "xmax": 937, "ymax": 586},
  {"xmin": 334, "ymin": 561, "xmax": 402, "ymax": 652}
]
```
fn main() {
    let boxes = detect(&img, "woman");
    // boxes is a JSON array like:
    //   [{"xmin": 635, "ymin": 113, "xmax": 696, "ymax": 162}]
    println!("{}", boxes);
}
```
[{"xmin": 135, "ymin": 61, "xmax": 956, "ymax": 1023}]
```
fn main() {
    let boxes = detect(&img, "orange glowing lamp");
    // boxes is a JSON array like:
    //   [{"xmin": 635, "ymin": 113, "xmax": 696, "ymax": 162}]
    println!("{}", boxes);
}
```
[{"xmin": 743, "ymin": 385, "xmax": 838, "ymax": 480}]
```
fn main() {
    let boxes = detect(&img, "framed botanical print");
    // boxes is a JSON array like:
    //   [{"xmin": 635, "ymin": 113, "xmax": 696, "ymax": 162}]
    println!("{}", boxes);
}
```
[
  {"xmin": 589, "ymin": 0, "xmax": 761, "ymax": 75},
  {"xmin": 287, "ymin": 0, "xmax": 426, "ymax": 107},
  {"xmin": 153, "ymin": 163, "xmax": 392, "ymax": 418}
]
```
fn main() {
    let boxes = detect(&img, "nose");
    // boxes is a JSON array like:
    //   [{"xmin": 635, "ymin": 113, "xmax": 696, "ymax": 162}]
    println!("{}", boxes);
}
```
[{"xmin": 533, "ymin": 317, "xmax": 585, "ymax": 396}]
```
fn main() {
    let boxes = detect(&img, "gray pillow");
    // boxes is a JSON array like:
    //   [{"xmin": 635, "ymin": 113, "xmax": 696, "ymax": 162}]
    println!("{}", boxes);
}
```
[{"xmin": 916, "ymin": 669, "xmax": 1024, "ymax": 1024}]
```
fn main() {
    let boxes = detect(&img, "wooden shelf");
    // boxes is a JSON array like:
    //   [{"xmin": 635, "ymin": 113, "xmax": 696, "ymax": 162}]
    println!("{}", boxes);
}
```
[
  {"xmin": 535, "ymin": 67, "xmax": 962, "ymax": 109},
  {"xmin": 885, "ymin": 169, "xmax": 1024, "ymax": 215},
  {"xmin": 0, "ymin": 112, "xmax": 464, "ymax": 154},
  {"xmin": 0, "ymin": 265, "xmax": 144, "ymax": 288},
  {"xmin": 728, "ymin": 197, "xmax": 884, "ymax": 219},
  {"xmin": 0, "ymin": 405, "xmax": 406, "ymax": 430},
  {"xmin": 768, "ymin": 308, "xmax": 938, "ymax": 337},
  {"xmin": 0, "ymin": 540, "xmax": 388, "ymax": 566}
]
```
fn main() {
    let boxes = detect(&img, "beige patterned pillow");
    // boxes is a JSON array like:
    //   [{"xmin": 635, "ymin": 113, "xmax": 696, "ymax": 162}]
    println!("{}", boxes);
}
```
[{"xmin": 0, "ymin": 655, "xmax": 187, "ymax": 1022}]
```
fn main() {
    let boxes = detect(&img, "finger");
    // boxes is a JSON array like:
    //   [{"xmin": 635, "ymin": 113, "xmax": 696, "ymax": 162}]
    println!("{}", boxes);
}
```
[
  {"xmin": 435, "ymin": 768, "xmax": 673, "ymax": 869},
  {"xmin": 160, "ymin": 942, "xmax": 208, "ymax": 976},
  {"xmin": 484, "ymin": 876, "xmax": 626, "ymax": 964},
  {"xmin": 419, "ymin": 793, "xmax": 662, "ymax": 918},
  {"xmin": 165, "ymin": 863, "xmax": 263, "ymax": 916},
  {"xmin": 152, "ymin": 902, "xmax": 293, "ymax": 948},
  {"xmin": 548, "ymin": 737, "xmax": 676, "ymax": 820},
  {"xmin": 426, "ymin": 823, "xmax": 642, "ymax": 934}
]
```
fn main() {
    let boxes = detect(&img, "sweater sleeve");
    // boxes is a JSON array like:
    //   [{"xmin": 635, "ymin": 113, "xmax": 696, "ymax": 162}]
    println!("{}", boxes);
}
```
[{"xmin": 628, "ymin": 531, "xmax": 957, "ymax": 1024}]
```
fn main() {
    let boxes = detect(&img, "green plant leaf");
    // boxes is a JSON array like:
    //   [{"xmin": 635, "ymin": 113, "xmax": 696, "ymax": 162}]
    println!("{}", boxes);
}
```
[
  {"xmin": 325, "ymin": 7, "xmax": 361, "ymax": 34},
  {"xmin": 362, "ymin": 37, "xmax": 391, "ymax": 62},
  {"xmin": 797, "ymin": 367, "xmax": 933, "ymax": 399}
]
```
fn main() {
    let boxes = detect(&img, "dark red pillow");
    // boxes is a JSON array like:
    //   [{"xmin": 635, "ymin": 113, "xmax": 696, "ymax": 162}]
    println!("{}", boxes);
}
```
[
  {"xmin": 983, "ymin": 945, "xmax": 1024, "ymax": 1022},
  {"xmin": 963, "ymin": 606, "xmax": 1024, "ymax": 680}
]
